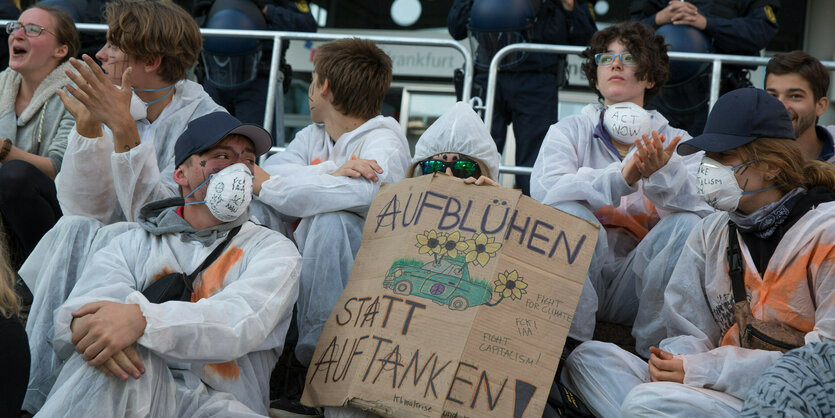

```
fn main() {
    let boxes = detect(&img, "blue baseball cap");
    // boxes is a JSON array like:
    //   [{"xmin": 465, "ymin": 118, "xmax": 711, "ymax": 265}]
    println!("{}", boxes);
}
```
[
  {"xmin": 677, "ymin": 88, "xmax": 795, "ymax": 156},
  {"xmin": 175, "ymin": 112, "xmax": 272, "ymax": 167}
]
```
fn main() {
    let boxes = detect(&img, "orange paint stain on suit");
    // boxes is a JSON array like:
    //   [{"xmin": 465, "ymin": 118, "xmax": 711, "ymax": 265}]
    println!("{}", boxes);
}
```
[
  {"xmin": 721, "ymin": 242, "xmax": 835, "ymax": 346},
  {"xmin": 310, "ymin": 157, "xmax": 322, "ymax": 165},
  {"xmin": 595, "ymin": 198, "xmax": 659, "ymax": 242},
  {"xmin": 207, "ymin": 361, "xmax": 241, "ymax": 379},
  {"xmin": 191, "ymin": 245, "xmax": 245, "ymax": 379},
  {"xmin": 152, "ymin": 267, "xmax": 173, "ymax": 282}
]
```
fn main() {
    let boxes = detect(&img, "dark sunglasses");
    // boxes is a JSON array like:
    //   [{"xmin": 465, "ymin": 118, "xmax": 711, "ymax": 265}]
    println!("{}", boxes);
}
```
[{"xmin": 419, "ymin": 159, "xmax": 478, "ymax": 178}]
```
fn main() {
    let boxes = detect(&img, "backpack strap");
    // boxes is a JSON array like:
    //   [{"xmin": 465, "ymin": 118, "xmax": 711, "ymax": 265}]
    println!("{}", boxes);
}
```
[
  {"xmin": 727, "ymin": 220, "xmax": 817, "ymax": 310},
  {"xmin": 184, "ymin": 225, "xmax": 242, "ymax": 293},
  {"xmin": 726, "ymin": 221, "xmax": 747, "ymax": 303}
]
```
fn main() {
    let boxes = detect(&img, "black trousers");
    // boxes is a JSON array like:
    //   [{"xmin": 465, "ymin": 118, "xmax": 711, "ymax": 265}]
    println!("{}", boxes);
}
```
[
  {"xmin": 0, "ymin": 314, "xmax": 29, "ymax": 417},
  {"xmin": 0, "ymin": 160, "xmax": 62, "ymax": 269},
  {"xmin": 476, "ymin": 71, "xmax": 560, "ymax": 196}
]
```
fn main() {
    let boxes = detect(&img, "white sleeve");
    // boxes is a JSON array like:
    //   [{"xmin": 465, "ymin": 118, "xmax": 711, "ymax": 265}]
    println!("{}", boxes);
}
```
[
  {"xmin": 52, "ymin": 230, "xmax": 146, "ymax": 359},
  {"xmin": 531, "ymin": 121, "xmax": 636, "ymax": 211},
  {"xmin": 259, "ymin": 132, "xmax": 407, "ymax": 218},
  {"xmin": 260, "ymin": 130, "xmax": 335, "ymax": 178},
  {"xmin": 111, "ymin": 142, "xmax": 178, "ymax": 222},
  {"xmin": 125, "ymin": 234, "xmax": 301, "ymax": 363},
  {"xmin": 659, "ymin": 216, "xmax": 724, "ymax": 356},
  {"xmin": 55, "ymin": 127, "xmax": 122, "ymax": 224}
]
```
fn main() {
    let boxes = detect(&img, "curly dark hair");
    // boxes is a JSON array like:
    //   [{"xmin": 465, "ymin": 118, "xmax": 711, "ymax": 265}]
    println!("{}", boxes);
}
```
[{"xmin": 581, "ymin": 22, "xmax": 669, "ymax": 105}]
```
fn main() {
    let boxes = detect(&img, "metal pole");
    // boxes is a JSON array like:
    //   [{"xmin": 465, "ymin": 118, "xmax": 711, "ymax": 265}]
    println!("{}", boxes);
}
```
[
  {"xmin": 709, "ymin": 59, "xmax": 723, "ymax": 111},
  {"xmin": 264, "ymin": 35, "xmax": 282, "ymax": 136}
]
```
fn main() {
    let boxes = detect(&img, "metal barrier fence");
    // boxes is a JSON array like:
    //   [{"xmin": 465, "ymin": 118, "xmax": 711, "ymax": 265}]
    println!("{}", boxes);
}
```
[
  {"xmin": 1, "ymin": 21, "xmax": 473, "ymax": 138},
  {"xmin": 484, "ymin": 43, "xmax": 835, "ymax": 133},
  {"xmin": 482, "ymin": 43, "xmax": 835, "ymax": 177}
]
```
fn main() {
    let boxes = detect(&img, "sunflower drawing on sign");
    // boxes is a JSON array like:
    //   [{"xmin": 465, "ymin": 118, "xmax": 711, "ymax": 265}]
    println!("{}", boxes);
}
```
[{"xmin": 383, "ymin": 230, "xmax": 529, "ymax": 311}]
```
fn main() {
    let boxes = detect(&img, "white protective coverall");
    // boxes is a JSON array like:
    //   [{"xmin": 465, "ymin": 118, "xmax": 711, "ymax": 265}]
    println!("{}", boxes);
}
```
[
  {"xmin": 530, "ymin": 103, "xmax": 713, "ymax": 353},
  {"xmin": 36, "ymin": 197, "xmax": 301, "ymax": 417},
  {"xmin": 20, "ymin": 80, "xmax": 226, "ymax": 411},
  {"xmin": 563, "ymin": 201, "xmax": 835, "ymax": 417},
  {"xmin": 55, "ymin": 79, "xmax": 224, "ymax": 224},
  {"xmin": 258, "ymin": 115, "xmax": 411, "ymax": 365},
  {"xmin": 408, "ymin": 101, "xmax": 500, "ymax": 181}
]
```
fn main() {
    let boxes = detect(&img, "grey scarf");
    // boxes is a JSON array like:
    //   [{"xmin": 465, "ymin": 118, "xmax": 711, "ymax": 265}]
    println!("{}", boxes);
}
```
[{"xmin": 729, "ymin": 188, "xmax": 806, "ymax": 238}]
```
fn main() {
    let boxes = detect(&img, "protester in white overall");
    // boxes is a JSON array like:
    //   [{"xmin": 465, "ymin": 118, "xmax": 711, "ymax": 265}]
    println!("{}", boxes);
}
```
[
  {"xmin": 18, "ymin": 2, "xmax": 229, "ymax": 411},
  {"xmin": 564, "ymin": 88, "xmax": 835, "ymax": 417},
  {"xmin": 530, "ymin": 22, "xmax": 712, "ymax": 354},
  {"xmin": 408, "ymin": 101, "xmax": 500, "ymax": 185},
  {"xmin": 37, "ymin": 111, "xmax": 301, "ymax": 417},
  {"xmin": 255, "ymin": 38, "xmax": 411, "ymax": 368}
]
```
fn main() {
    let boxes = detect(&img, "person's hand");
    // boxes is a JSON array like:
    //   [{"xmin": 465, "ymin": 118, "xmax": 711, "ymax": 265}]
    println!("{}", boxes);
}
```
[
  {"xmin": 654, "ymin": 2, "xmax": 676, "ymax": 25},
  {"xmin": 648, "ymin": 346, "xmax": 685, "ymax": 383},
  {"xmin": 65, "ymin": 55, "xmax": 135, "ymax": 132},
  {"xmin": 464, "ymin": 175, "xmax": 499, "ymax": 186},
  {"xmin": 56, "ymin": 87, "xmax": 103, "ymax": 138},
  {"xmin": 70, "ymin": 301, "xmax": 147, "ymax": 367},
  {"xmin": 633, "ymin": 131, "xmax": 682, "ymax": 179},
  {"xmin": 97, "ymin": 346, "xmax": 145, "ymax": 381},
  {"xmin": 331, "ymin": 158, "xmax": 383, "ymax": 182},
  {"xmin": 252, "ymin": 164, "xmax": 270, "ymax": 196},
  {"xmin": 669, "ymin": 1, "xmax": 706, "ymax": 30},
  {"xmin": 622, "ymin": 149, "xmax": 642, "ymax": 187}
]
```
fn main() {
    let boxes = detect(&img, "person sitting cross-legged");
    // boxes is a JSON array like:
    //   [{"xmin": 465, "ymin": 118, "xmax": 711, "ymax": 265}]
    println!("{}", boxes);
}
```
[{"xmin": 36, "ymin": 111, "xmax": 302, "ymax": 416}]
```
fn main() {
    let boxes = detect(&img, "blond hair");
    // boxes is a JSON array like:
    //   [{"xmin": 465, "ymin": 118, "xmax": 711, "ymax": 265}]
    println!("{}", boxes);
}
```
[
  {"xmin": 735, "ymin": 138, "xmax": 835, "ymax": 192},
  {"xmin": 0, "ymin": 232, "xmax": 20, "ymax": 319}
]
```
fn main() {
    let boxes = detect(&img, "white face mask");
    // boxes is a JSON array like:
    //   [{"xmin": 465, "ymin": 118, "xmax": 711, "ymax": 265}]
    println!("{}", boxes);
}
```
[
  {"xmin": 697, "ymin": 156, "xmax": 776, "ymax": 212},
  {"xmin": 184, "ymin": 163, "xmax": 253, "ymax": 222},
  {"xmin": 603, "ymin": 102, "xmax": 653, "ymax": 144},
  {"xmin": 129, "ymin": 92, "xmax": 148, "ymax": 121}
]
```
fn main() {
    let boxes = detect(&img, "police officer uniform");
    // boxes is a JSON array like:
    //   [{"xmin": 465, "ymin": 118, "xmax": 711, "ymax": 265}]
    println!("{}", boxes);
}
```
[
  {"xmin": 203, "ymin": 0, "xmax": 316, "ymax": 138},
  {"xmin": 631, "ymin": 0, "xmax": 780, "ymax": 135},
  {"xmin": 448, "ymin": 0, "xmax": 596, "ymax": 195}
]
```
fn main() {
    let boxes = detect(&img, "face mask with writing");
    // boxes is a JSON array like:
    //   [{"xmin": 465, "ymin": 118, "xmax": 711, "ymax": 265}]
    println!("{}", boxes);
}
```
[
  {"xmin": 603, "ymin": 102, "xmax": 653, "ymax": 144},
  {"xmin": 184, "ymin": 163, "xmax": 253, "ymax": 222},
  {"xmin": 697, "ymin": 156, "xmax": 778, "ymax": 212}
]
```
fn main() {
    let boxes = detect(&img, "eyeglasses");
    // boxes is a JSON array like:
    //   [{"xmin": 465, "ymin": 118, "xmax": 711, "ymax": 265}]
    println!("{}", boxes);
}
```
[
  {"xmin": 419, "ymin": 159, "xmax": 478, "ymax": 178},
  {"xmin": 594, "ymin": 52, "xmax": 637, "ymax": 66},
  {"xmin": 6, "ymin": 21, "xmax": 55, "ymax": 37}
]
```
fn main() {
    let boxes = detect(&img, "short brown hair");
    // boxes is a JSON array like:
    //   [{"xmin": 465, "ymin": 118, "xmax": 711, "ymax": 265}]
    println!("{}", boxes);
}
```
[
  {"xmin": 313, "ymin": 38, "xmax": 393, "ymax": 120},
  {"xmin": 766, "ymin": 51, "xmax": 830, "ymax": 101},
  {"xmin": 104, "ymin": 0, "xmax": 202, "ymax": 83},
  {"xmin": 734, "ymin": 138, "xmax": 835, "ymax": 193},
  {"xmin": 581, "ymin": 22, "xmax": 669, "ymax": 105},
  {"xmin": 33, "ymin": 5, "xmax": 79, "ymax": 64}
]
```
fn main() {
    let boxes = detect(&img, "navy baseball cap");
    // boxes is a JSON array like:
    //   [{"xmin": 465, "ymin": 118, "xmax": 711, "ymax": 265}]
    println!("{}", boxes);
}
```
[
  {"xmin": 677, "ymin": 88, "xmax": 795, "ymax": 156},
  {"xmin": 174, "ymin": 112, "xmax": 272, "ymax": 167}
]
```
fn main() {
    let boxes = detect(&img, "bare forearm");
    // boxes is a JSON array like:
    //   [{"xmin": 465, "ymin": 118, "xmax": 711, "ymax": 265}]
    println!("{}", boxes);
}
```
[
  {"xmin": 3, "ymin": 146, "xmax": 57, "ymax": 179},
  {"xmin": 111, "ymin": 117, "xmax": 141, "ymax": 153}
]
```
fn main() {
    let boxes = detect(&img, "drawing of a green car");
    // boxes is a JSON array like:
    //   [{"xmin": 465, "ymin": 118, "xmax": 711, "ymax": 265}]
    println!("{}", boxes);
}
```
[{"xmin": 382, "ymin": 257, "xmax": 493, "ymax": 310}]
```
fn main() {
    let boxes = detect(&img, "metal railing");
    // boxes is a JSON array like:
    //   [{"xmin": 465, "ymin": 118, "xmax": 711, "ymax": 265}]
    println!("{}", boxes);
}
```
[
  {"xmin": 263, "ymin": 146, "xmax": 531, "ymax": 175},
  {"xmin": 3, "ymin": 21, "xmax": 473, "ymax": 137},
  {"xmin": 484, "ymin": 43, "xmax": 835, "ymax": 133}
]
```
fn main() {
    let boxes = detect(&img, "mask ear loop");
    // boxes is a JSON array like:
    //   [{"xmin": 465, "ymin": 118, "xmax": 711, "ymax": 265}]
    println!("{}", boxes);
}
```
[
  {"xmin": 184, "ymin": 174, "xmax": 213, "ymax": 205},
  {"xmin": 731, "ymin": 160, "xmax": 780, "ymax": 195}
]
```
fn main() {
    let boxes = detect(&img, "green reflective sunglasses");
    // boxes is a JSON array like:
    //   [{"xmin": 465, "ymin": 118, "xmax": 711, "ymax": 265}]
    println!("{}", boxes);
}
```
[{"xmin": 419, "ymin": 159, "xmax": 478, "ymax": 178}]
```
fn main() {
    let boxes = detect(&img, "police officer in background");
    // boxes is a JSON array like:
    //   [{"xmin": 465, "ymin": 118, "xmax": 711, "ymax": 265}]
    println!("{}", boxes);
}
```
[
  {"xmin": 631, "ymin": 0, "xmax": 780, "ymax": 135},
  {"xmin": 448, "ymin": 0, "xmax": 596, "ymax": 196},
  {"xmin": 199, "ymin": 0, "xmax": 316, "ymax": 141}
]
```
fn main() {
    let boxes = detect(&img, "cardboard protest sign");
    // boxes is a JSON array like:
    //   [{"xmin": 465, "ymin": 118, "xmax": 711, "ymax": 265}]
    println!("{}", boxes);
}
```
[{"xmin": 302, "ymin": 174, "xmax": 598, "ymax": 417}]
